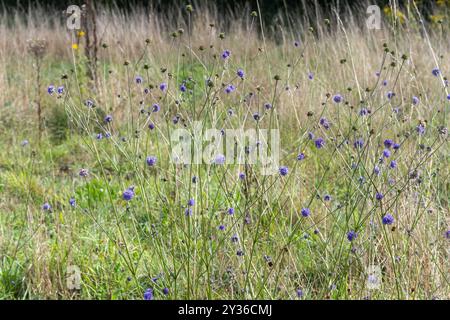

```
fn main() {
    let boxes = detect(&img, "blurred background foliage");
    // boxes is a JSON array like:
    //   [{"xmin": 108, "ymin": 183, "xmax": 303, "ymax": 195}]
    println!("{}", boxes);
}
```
[{"xmin": 0, "ymin": 0, "xmax": 449, "ymax": 26}]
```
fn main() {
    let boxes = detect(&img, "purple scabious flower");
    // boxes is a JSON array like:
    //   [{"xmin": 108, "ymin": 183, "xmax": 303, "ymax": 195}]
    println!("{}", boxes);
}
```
[
  {"xmin": 152, "ymin": 103, "xmax": 160, "ymax": 112},
  {"xmin": 412, "ymin": 96, "xmax": 419, "ymax": 105},
  {"xmin": 69, "ymin": 198, "xmax": 76, "ymax": 207},
  {"xmin": 180, "ymin": 84, "xmax": 187, "ymax": 92},
  {"xmin": 227, "ymin": 207, "xmax": 235, "ymax": 215},
  {"xmin": 104, "ymin": 114, "xmax": 113, "ymax": 123},
  {"xmin": 239, "ymin": 172, "xmax": 246, "ymax": 180},
  {"xmin": 332, "ymin": 94, "xmax": 343, "ymax": 103},
  {"xmin": 384, "ymin": 139, "xmax": 394, "ymax": 149},
  {"xmin": 225, "ymin": 84, "xmax": 235, "ymax": 94},
  {"xmin": 314, "ymin": 137, "xmax": 325, "ymax": 149},
  {"xmin": 447, "ymin": 94, "xmax": 450, "ymax": 101},
  {"xmin": 297, "ymin": 153, "xmax": 305, "ymax": 161},
  {"xmin": 382, "ymin": 214, "xmax": 395, "ymax": 225},
  {"xmin": 185, "ymin": 208, "xmax": 193, "ymax": 216},
  {"xmin": 85, "ymin": 99, "xmax": 94, "ymax": 108},
  {"xmin": 253, "ymin": 112, "xmax": 260, "ymax": 121},
  {"xmin": 389, "ymin": 160, "xmax": 397, "ymax": 169},
  {"xmin": 301, "ymin": 208, "xmax": 310, "ymax": 217},
  {"xmin": 294, "ymin": 41, "xmax": 300, "ymax": 47},
  {"xmin": 237, "ymin": 69, "xmax": 245, "ymax": 78},
  {"xmin": 319, "ymin": 117, "xmax": 330, "ymax": 129},
  {"xmin": 324, "ymin": 194, "xmax": 332, "ymax": 201},
  {"xmin": 47, "ymin": 85, "xmax": 55, "ymax": 95},
  {"xmin": 376, "ymin": 192, "xmax": 384, "ymax": 201},
  {"xmin": 373, "ymin": 166, "xmax": 381, "ymax": 176},
  {"xmin": 221, "ymin": 50, "xmax": 231, "ymax": 59},
  {"xmin": 296, "ymin": 288, "xmax": 304, "ymax": 298},
  {"xmin": 146, "ymin": 156, "xmax": 157, "ymax": 167},
  {"xmin": 148, "ymin": 123, "xmax": 155, "ymax": 130},
  {"xmin": 279, "ymin": 166, "xmax": 288, "ymax": 176},
  {"xmin": 42, "ymin": 202, "xmax": 51, "ymax": 211},
  {"xmin": 375, "ymin": 71, "xmax": 381, "ymax": 77},
  {"xmin": 416, "ymin": 123, "xmax": 426, "ymax": 135},
  {"xmin": 387, "ymin": 91, "xmax": 395, "ymax": 99},
  {"xmin": 214, "ymin": 154, "xmax": 226, "ymax": 165},
  {"xmin": 21, "ymin": 140, "xmax": 29, "ymax": 147},
  {"xmin": 308, "ymin": 132, "xmax": 315, "ymax": 140},
  {"xmin": 143, "ymin": 288, "xmax": 153, "ymax": 300},
  {"xmin": 79, "ymin": 168, "xmax": 89, "ymax": 177},
  {"xmin": 159, "ymin": 82, "xmax": 167, "ymax": 91},
  {"xmin": 264, "ymin": 102, "xmax": 272, "ymax": 110},
  {"xmin": 192, "ymin": 176, "xmax": 198, "ymax": 183},
  {"xmin": 57, "ymin": 86, "xmax": 64, "ymax": 94},
  {"xmin": 188, "ymin": 198, "xmax": 195, "ymax": 207},
  {"xmin": 135, "ymin": 76, "xmax": 143, "ymax": 84},
  {"xmin": 218, "ymin": 224, "xmax": 225, "ymax": 231},
  {"xmin": 382, "ymin": 80, "xmax": 388, "ymax": 86},
  {"xmin": 393, "ymin": 143, "xmax": 400, "ymax": 150},
  {"xmin": 308, "ymin": 72, "xmax": 314, "ymax": 80},
  {"xmin": 162, "ymin": 288, "xmax": 169, "ymax": 295},
  {"xmin": 122, "ymin": 187, "xmax": 135, "ymax": 201},
  {"xmin": 446, "ymin": 230, "xmax": 450, "ymax": 239},
  {"xmin": 347, "ymin": 230, "xmax": 358, "ymax": 242},
  {"xmin": 96, "ymin": 133, "xmax": 103, "ymax": 140},
  {"xmin": 383, "ymin": 149, "xmax": 391, "ymax": 158},
  {"xmin": 172, "ymin": 115, "xmax": 180, "ymax": 124},
  {"xmin": 432, "ymin": 67, "xmax": 440, "ymax": 77},
  {"xmin": 231, "ymin": 234, "xmax": 239, "ymax": 243},
  {"xmin": 359, "ymin": 108, "xmax": 368, "ymax": 116},
  {"xmin": 353, "ymin": 138, "xmax": 364, "ymax": 149}
]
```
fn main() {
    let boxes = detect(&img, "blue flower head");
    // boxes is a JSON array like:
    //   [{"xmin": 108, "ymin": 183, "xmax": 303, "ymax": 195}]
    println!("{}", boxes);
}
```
[
  {"xmin": 47, "ymin": 85, "xmax": 55, "ymax": 95},
  {"xmin": 347, "ymin": 230, "xmax": 358, "ymax": 242},
  {"xmin": 332, "ymin": 94, "xmax": 343, "ymax": 103},
  {"xmin": 301, "ymin": 208, "xmax": 310, "ymax": 217},
  {"xmin": 214, "ymin": 154, "xmax": 226, "ymax": 165},
  {"xmin": 146, "ymin": 156, "xmax": 157, "ymax": 167},
  {"xmin": 432, "ymin": 67, "xmax": 440, "ymax": 77},
  {"xmin": 122, "ymin": 187, "xmax": 135, "ymax": 201},
  {"xmin": 104, "ymin": 115, "xmax": 113, "ymax": 123},
  {"xmin": 221, "ymin": 50, "xmax": 231, "ymax": 59},
  {"xmin": 382, "ymin": 214, "xmax": 395, "ymax": 225},
  {"xmin": 315, "ymin": 138, "xmax": 325, "ymax": 149},
  {"xmin": 384, "ymin": 139, "xmax": 394, "ymax": 149},
  {"xmin": 279, "ymin": 166, "xmax": 288, "ymax": 176},
  {"xmin": 354, "ymin": 138, "xmax": 364, "ymax": 149},
  {"xmin": 416, "ymin": 123, "xmax": 426, "ymax": 135},
  {"xmin": 143, "ymin": 288, "xmax": 153, "ymax": 300},
  {"xmin": 225, "ymin": 84, "xmax": 235, "ymax": 94}
]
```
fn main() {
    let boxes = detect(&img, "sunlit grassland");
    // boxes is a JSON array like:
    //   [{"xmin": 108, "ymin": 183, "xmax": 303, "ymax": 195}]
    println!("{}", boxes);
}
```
[{"xmin": 0, "ymin": 2, "xmax": 449, "ymax": 299}]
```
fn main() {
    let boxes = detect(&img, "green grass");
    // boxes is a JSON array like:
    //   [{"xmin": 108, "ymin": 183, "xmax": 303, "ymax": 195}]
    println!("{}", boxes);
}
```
[{"xmin": 0, "ymin": 2, "xmax": 449, "ymax": 300}]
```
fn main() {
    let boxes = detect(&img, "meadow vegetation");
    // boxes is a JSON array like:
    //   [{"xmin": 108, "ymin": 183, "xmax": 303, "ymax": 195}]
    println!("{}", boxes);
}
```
[{"xmin": 0, "ymin": 1, "xmax": 448, "ymax": 299}]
